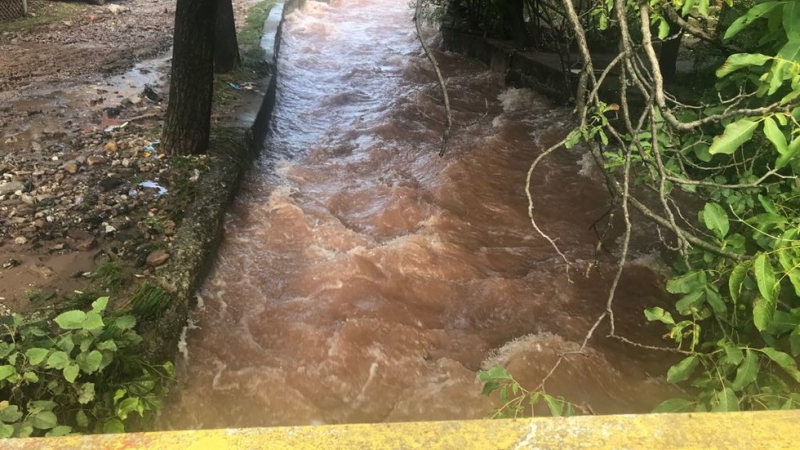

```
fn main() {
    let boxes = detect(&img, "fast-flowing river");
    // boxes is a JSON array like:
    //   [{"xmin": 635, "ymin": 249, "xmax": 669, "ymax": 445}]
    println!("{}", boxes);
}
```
[{"xmin": 161, "ymin": 0, "xmax": 677, "ymax": 429}]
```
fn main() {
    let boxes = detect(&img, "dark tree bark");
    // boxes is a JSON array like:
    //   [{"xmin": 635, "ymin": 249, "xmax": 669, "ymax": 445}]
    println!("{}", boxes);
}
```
[
  {"xmin": 161, "ymin": 0, "xmax": 217, "ymax": 156},
  {"xmin": 215, "ymin": 0, "xmax": 240, "ymax": 74},
  {"xmin": 503, "ymin": 0, "xmax": 528, "ymax": 46},
  {"xmin": 659, "ymin": 19, "xmax": 683, "ymax": 84}
]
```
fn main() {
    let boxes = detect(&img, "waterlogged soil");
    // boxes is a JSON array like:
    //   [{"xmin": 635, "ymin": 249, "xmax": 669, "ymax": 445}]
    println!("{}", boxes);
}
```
[{"xmin": 0, "ymin": 0, "xmax": 252, "ymax": 314}]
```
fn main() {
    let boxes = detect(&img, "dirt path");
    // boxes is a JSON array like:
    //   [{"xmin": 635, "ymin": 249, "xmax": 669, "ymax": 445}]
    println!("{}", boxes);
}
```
[{"xmin": 0, "ymin": 0, "xmax": 254, "ymax": 315}]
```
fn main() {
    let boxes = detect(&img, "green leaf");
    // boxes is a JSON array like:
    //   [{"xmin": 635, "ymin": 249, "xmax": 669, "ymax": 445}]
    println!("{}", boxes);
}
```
[
  {"xmin": 103, "ymin": 419, "xmax": 124, "ymax": 434},
  {"xmin": 711, "ymin": 387, "xmax": 739, "ymax": 412},
  {"xmin": 667, "ymin": 271, "xmax": 707, "ymax": 294},
  {"xmin": 776, "ymin": 136, "xmax": 800, "ymax": 169},
  {"xmin": 78, "ymin": 383, "xmax": 95, "ymax": 405},
  {"xmin": 652, "ymin": 398, "xmax": 693, "ymax": 413},
  {"xmin": 721, "ymin": 341, "xmax": 743, "ymax": 365},
  {"xmin": 96, "ymin": 340, "xmax": 117, "ymax": 352},
  {"xmin": 542, "ymin": 394, "xmax": 564, "ymax": 417},
  {"xmin": 761, "ymin": 348, "xmax": 800, "ymax": 382},
  {"xmin": 117, "ymin": 397, "xmax": 140, "ymax": 421},
  {"xmin": 0, "ymin": 365, "xmax": 16, "ymax": 381},
  {"xmin": 115, "ymin": 315, "xmax": 136, "ymax": 331},
  {"xmin": 45, "ymin": 426, "xmax": 72, "ymax": 437},
  {"xmin": 658, "ymin": 19, "xmax": 670, "ymax": 40},
  {"xmin": 676, "ymin": 290, "xmax": 704, "ymax": 315},
  {"xmin": 731, "ymin": 350, "xmax": 759, "ymax": 391},
  {"xmin": 681, "ymin": 0, "xmax": 696, "ymax": 16},
  {"xmin": 644, "ymin": 307, "xmax": 675, "ymax": 325},
  {"xmin": 705, "ymin": 287, "xmax": 726, "ymax": 315},
  {"xmin": 54, "ymin": 310, "xmax": 87, "ymax": 330},
  {"xmin": 723, "ymin": 2, "xmax": 783, "ymax": 40},
  {"xmin": 82, "ymin": 311, "xmax": 104, "ymax": 332},
  {"xmin": 784, "ymin": 1, "xmax": 800, "ymax": 40},
  {"xmin": 57, "ymin": 335, "xmax": 75, "ymax": 354},
  {"xmin": 91, "ymin": 297, "xmax": 109, "ymax": 314},
  {"xmin": 63, "ymin": 363, "xmax": 80, "ymax": 384},
  {"xmin": 78, "ymin": 350, "xmax": 103, "ymax": 374},
  {"xmin": 763, "ymin": 117, "xmax": 788, "ymax": 154},
  {"xmin": 716, "ymin": 53, "xmax": 772, "ymax": 78},
  {"xmin": 23, "ymin": 371, "xmax": 39, "ymax": 383},
  {"xmin": 30, "ymin": 411, "xmax": 57, "ymax": 430},
  {"xmin": 0, "ymin": 343, "xmax": 14, "ymax": 359},
  {"xmin": 0, "ymin": 423, "xmax": 14, "ymax": 438},
  {"xmin": 75, "ymin": 410, "xmax": 89, "ymax": 428},
  {"xmin": 45, "ymin": 351, "xmax": 69, "ymax": 370},
  {"xmin": 0, "ymin": 405, "xmax": 23, "ymax": 423},
  {"xmin": 25, "ymin": 348, "xmax": 49, "ymax": 366},
  {"xmin": 728, "ymin": 263, "xmax": 749, "ymax": 304},
  {"xmin": 755, "ymin": 254, "xmax": 778, "ymax": 300},
  {"xmin": 791, "ymin": 325, "xmax": 800, "ymax": 357},
  {"xmin": 667, "ymin": 355, "xmax": 698, "ymax": 383},
  {"xmin": 701, "ymin": 203, "xmax": 729, "ymax": 238},
  {"xmin": 478, "ymin": 366, "xmax": 511, "ymax": 381},
  {"xmin": 696, "ymin": 0, "xmax": 709, "ymax": 17},
  {"xmin": 754, "ymin": 296, "xmax": 777, "ymax": 332},
  {"xmin": 708, "ymin": 119, "xmax": 758, "ymax": 155}
]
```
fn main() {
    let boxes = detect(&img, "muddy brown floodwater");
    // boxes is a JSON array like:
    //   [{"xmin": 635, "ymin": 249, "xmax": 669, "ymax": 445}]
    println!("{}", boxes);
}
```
[{"xmin": 161, "ymin": 0, "xmax": 681, "ymax": 429}]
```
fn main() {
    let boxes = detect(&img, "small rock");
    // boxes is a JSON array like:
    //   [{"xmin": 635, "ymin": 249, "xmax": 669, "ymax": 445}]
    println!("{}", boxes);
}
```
[
  {"xmin": 146, "ymin": 249, "xmax": 170, "ymax": 267},
  {"xmin": 99, "ymin": 178, "xmax": 123, "ymax": 192},
  {"xmin": 76, "ymin": 237, "xmax": 97, "ymax": 251},
  {"xmin": 0, "ymin": 181, "xmax": 24, "ymax": 196},
  {"xmin": 54, "ymin": 173, "xmax": 65, "ymax": 182},
  {"xmin": 86, "ymin": 155, "xmax": 106, "ymax": 166},
  {"xmin": 64, "ymin": 161, "xmax": 79, "ymax": 174},
  {"xmin": 27, "ymin": 264, "xmax": 56, "ymax": 279},
  {"xmin": 162, "ymin": 219, "xmax": 176, "ymax": 236},
  {"xmin": 13, "ymin": 236, "xmax": 27, "ymax": 245},
  {"xmin": 105, "ymin": 141, "xmax": 118, "ymax": 152}
]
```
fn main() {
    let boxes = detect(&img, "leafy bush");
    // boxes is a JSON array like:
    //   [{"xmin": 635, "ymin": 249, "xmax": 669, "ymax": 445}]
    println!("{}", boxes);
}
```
[{"xmin": 0, "ymin": 297, "xmax": 173, "ymax": 437}]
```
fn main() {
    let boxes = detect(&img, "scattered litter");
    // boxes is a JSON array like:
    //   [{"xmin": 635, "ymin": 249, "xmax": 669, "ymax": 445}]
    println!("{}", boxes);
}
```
[
  {"xmin": 143, "ymin": 141, "xmax": 160, "ymax": 158},
  {"xmin": 2, "ymin": 259, "xmax": 20, "ymax": 269},
  {"xmin": 229, "ymin": 82, "xmax": 243, "ymax": 90},
  {"xmin": 128, "ymin": 189, "xmax": 139, "ymax": 197},
  {"xmin": 104, "ymin": 121, "xmax": 129, "ymax": 133},
  {"xmin": 138, "ymin": 180, "xmax": 168, "ymax": 196}
]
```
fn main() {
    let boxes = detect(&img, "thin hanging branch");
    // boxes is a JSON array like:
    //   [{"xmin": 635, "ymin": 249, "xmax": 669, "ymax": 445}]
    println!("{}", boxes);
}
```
[{"xmin": 413, "ymin": 0, "xmax": 453, "ymax": 157}]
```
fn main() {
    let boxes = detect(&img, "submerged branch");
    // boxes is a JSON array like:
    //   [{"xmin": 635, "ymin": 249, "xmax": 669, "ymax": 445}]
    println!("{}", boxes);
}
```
[{"xmin": 413, "ymin": 0, "xmax": 453, "ymax": 157}]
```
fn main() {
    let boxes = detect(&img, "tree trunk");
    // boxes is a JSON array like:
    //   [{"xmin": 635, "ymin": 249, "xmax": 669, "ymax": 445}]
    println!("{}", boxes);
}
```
[
  {"xmin": 659, "ymin": 19, "xmax": 683, "ymax": 84},
  {"xmin": 161, "ymin": 0, "xmax": 217, "ymax": 156},
  {"xmin": 215, "ymin": 0, "xmax": 240, "ymax": 74},
  {"xmin": 504, "ymin": 0, "xmax": 528, "ymax": 46}
]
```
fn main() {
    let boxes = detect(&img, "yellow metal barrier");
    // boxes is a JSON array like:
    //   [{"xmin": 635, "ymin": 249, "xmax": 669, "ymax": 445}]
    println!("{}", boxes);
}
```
[{"xmin": 4, "ymin": 411, "xmax": 797, "ymax": 449}]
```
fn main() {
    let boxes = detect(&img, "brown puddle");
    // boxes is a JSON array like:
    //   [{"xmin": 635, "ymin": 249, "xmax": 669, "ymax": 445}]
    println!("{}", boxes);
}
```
[{"xmin": 161, "ymin": 0, "xmax": 679, "ymax": 429}]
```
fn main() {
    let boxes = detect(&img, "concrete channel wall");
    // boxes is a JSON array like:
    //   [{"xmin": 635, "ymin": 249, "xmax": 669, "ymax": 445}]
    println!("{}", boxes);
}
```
[{"xmin": 141, "ymin": 0, "xmax": 301, "ymax": 363}]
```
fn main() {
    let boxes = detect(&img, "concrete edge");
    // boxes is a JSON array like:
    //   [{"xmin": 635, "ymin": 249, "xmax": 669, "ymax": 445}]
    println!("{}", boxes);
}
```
[
  {"xmin": 6, "ymin": 411, "xmax": 799, "ymax": 449},
  {"xmin": 139, "ymin": 0, "xmax": 301, "ymax": 363},
  {"xmin": 440, "ymin": 27, "xmax": 574, "ymax": 104}
]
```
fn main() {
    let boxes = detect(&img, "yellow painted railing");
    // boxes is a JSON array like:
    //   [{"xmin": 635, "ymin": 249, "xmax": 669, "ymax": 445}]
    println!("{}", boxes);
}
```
[{"xmin": 4, "ymin": 411, "xmax": 798, "ymax": 449}]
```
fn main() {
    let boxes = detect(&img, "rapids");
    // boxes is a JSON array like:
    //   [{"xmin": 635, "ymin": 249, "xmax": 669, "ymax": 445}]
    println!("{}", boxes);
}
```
[{"xmin": 161, "ymin": 0, "xmax": 677, "ymax": 428}]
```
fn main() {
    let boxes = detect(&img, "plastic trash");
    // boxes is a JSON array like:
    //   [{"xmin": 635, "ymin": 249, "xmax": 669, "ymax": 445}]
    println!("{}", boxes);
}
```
[
  {"xmin": 138, "ymin": 181, "xmax": 167, "ymax": 196},
  {"xmin": 229, "ymin": 82, "xmax": 243, "ymax": 90}
]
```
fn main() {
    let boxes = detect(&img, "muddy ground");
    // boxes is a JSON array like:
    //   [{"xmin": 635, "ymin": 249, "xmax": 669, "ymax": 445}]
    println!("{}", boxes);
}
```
[{"xmin": 0, "ymin": 0, "xmax": 257, "ymax": 315}]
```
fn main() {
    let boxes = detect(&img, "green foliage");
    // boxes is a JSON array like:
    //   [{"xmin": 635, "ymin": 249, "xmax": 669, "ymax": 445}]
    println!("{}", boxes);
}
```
[
  {"xmin": 555, "ymin": 0, "xmax": 800, "ymax": 414},
  {"xmin": 93, "ymin": 262, "xmax": 126, "ymax": 294},
  {"xmin": 0, "ymin": 298, "xmax": 173, "ymax": 437},
  {"xmin": 478, "ymin": 366, "xmax": 581, "ymax": 418},
  {"xmin": 130, "ymin": 283, "xmax": 172, "ymax": 320}
]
